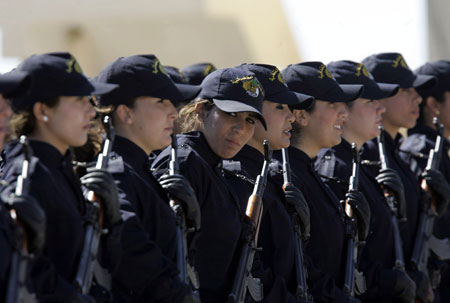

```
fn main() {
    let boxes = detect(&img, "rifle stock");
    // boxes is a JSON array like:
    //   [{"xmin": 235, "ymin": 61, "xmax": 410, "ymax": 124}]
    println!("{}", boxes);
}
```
[{"xmin": 228, "ymin": 140, "xmax": 272, "ymax": 303}]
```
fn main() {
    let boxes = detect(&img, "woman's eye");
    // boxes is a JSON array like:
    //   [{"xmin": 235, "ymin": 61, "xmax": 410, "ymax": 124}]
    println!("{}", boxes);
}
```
[
  {"xmin": 276, "ymin": 104, "xmax": 284, "ymax": 110},
  {"xmin": 226, "ymin": 112, "xmax": 237, "ymax": 117},
  {"xmin": 246, "ymin": 117, "xmax": 255, "ymax": 124},
  {"xmin": 157, "ymin": 99, "xmax": 165, "ymax": 103}
]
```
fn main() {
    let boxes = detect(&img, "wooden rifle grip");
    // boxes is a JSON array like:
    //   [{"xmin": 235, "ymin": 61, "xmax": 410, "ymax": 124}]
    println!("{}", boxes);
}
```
[
  {"xmin": 9, "ymin": 209, "xmax": 29, "ymax": 252},
  {"xmin": 87, "ymin": 191, "xmax": 104, "ymax": 228},
  {"xmin": 420, "ymin": 179, "xmax": 437, "ymax": 214}
]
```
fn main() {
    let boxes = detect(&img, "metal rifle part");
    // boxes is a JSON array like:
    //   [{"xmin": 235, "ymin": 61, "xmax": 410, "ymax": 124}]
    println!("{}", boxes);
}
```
[
  {"xmin": 227, "ymin": 140, "xmax": 272, "ymax": 303},
  {"xmin": 74, "ymin": 115, "xmax": 115, "ymax": 294},
  {"xmin": 6, "ymin": 136, "xmax": 37, "ymax": 303},
  {"xmin": 377, "ymin": 125, "xmax": 405, "ymax": 271},
  {"xmin": 169, "ymin": 134, "xmax": 200, "ymax": 291},
  {"xmin": 281, "ymin": 148, "xmax": 313, "ymax": 302}
]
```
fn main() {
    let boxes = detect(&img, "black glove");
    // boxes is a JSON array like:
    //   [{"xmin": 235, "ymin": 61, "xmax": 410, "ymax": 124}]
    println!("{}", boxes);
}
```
[
  {"xmin": 376, "ymin": 168, "xmax": 407, "ymax": 220},
  {"xmin": 407, "ymin": 270, "xmax": 433, "ymax": 303},
  {"xmin": 344, "ymin": 189, "xmax": 371, "ymax": 241},
  {"xmin": 421, "ymin": 168, "xmax": 450, "ymax": 217},
  {"xmin": 9, "ymin": 194, "xmax": 46, "ymax": 254},
  {"xmin": 393, "ymin": 269, "xmax": 416, "ymax": 303},
  {"xmin": 80, "ymin": 169, "xmax": 121, "ymax": 227},
  {"xmin": 158, "ymin": 174, "xmax": 201, "ymax": 231},
  {"xmin": 283, "ymin": 185, "xmax": 310, "ymax": 239}
]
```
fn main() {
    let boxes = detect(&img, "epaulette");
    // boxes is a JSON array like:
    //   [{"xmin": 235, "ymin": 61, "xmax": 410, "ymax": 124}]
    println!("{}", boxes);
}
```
[
  {"xmin": 13, "ymin": 155, "xmax": 38, "ymax": 177},
  {"xmin": 315, "ymin": 149, "xmax": 336, "ymax": 179},
  {"xmin": 105, "ymin": 155, "xmax": 125, "ymax": 174},
  {"xmin": 398, "ymin": 149, "xmax": 428, "ymax": 160}
]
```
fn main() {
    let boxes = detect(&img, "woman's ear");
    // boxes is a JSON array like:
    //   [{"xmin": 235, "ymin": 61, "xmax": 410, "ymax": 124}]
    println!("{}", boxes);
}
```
[
  {"xmin": 426, "ymin": 96, "xmax": 441, "ymax": 116},
  {"xmin": 115, "ymin": 104, "xmax": 134, "ymax": 125},
  {"xmin": 33, "ymin": 102, "xmax": 48, "ymax": 123},
  {"xmin": 194, "ymin": 102, "xmax": 205, "ymax": 122},
  {"xmin": 293, "ymin": 109, "xmax": 309, "ymax": 127}
]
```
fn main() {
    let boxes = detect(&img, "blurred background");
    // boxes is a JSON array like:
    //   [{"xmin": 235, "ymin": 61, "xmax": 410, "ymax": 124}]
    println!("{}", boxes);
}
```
[{"xmin": 0, "ymin": 0, "xmax": 448, "ymax": 76}]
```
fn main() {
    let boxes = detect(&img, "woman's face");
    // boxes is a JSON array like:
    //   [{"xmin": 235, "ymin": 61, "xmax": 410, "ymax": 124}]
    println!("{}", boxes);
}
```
[
  {"xmin": 381, "ymin": 88, "xmax": 422, "ymax": 130},
  {"xmin": 43, "ymin": 96, "xmax": 96, "ymax": 153},
  {"xmin": 0, "ymin": 94, "xmax": 13, "ymax": 150},
  {"xmin": 201, "ymin": 107, "xmax": 257, "ymax": 159},
  {"xmin": 344, "ymin": 98, "xmax": 386, "ymax": 142},
  {"xmin": 437, "ymin": 92, "xmax": 450, "ymax": 137},
  {"xmin": 252, "ymin": 101, "xmax": 294, "ymax": 150},
  {"xmin": 129, "ymin": 97, "xmax": 178, "ymax": 153},
  {"xmin": 303, "ymin": 100, "xmax": 348, "ymax": 150}
]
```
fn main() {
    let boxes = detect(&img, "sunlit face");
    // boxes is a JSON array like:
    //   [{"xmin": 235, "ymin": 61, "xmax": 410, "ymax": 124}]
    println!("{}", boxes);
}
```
[
  {"xmin": 42, "ymin": 96, "xmax": 96, "ymax": 152},
  {"xmin": 303, "ymin": 100, "xmax": 348, "ymax": 149},
  {"xmin": 0, "ymin": 94, "xmax": 13, "ymax": 150},
  {"xmin": 129, "ymin": 97, "xmax": 178, "ymax": 153},
  {"xmin": 437, "ymin": 92, "xmax": 450, "ymax": 137},
  {"xmin": 252, "ymin": 101, "xmax": 294, "ymax": 150},
  {"xmin": 344, "ymin": 98, "xmax": 386, "ymax": 142},
  {"xmin": 201, "ymin": 107, "xmax": 257, "ymax": 159},
  {"xmin": 381, "ymin": 88, "xmax": 422, "ymax": 130}
]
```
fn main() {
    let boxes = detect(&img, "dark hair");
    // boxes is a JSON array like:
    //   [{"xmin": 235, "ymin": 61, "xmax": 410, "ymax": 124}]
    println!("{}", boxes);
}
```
[
  {"xmin": 10, "ymin": 97, "xmax": 60, "ymax": 138},
  {"xmin": 417, "ymin": 91, "xmax": 445, "ymax": 125},
  {"xmin": 290, "ymin": 101, "xmax": 316, "ymax": 147}
]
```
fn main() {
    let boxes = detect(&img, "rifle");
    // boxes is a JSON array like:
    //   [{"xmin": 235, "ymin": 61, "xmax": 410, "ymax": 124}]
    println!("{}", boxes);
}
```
[
  {"xmin": 342, "ymin": 143, "xmax": 361, "ymax": 296},
  {"xmin": 74, "ymin": 115, "xmax": 114, "ymax": 294},
  {"xmin": 410, "ymin": 117, "xmax": 445, "ymax": 273},
  {"xmin": 168, "ymin": 134, "xmax": 200, "ymax": 292},
  {"xmin": 281, "ymin": 148, "xmax": 313, "ymax": 302},
  {"xmin": 377, "ymin": 126, "xmax": 406, "ymax": 271},
  {"xmin": 6, "ymin": 136, "xmax": 37, "ymax": 303},
  {"xmin": 227, "ymin": 140, "xmax": 272, "ymax": 303}
]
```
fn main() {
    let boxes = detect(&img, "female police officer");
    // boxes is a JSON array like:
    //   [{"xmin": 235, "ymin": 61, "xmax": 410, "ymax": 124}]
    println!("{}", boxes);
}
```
[
  {"xmin": 1, "ymin": 52, "xmax": 119, "ymax": 302},
  {"xmin": 314, "ymin": 60, "xmax": 417, "ymax": 302},
  {"xmin": 152, "ymin": 67, "xmax": 266, "ymax": 302},
  {"xmin": 94, "ymin": 54, "xmax": 200, "ymax": 302},
  {"xmin": 280, "ymin": 62, "xmax": 368, "ymax": 303},
  {"xmin": 223, "ymin": 63, "xmax": 313, "ymax": 302}
]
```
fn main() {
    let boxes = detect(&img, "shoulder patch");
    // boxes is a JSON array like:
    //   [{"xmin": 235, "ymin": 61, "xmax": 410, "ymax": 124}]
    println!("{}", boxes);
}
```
[{"xmin": 106, "ymin": 155, "xmax": 125, "ymax": 174}]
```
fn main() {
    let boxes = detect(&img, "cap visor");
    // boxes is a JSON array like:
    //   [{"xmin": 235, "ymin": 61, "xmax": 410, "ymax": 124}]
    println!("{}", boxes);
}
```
[
  {"xmin": 412, "ymin": 74, "xmax": 437, "ymax": 90},
  {"xmin": 175, "ymin": 83, "xmax": 201, "ymax": 101},
  {"xmin": 377, "ymin": 82, "xmax": 399, "ymax": 98},
  {"xmin": 0, "ymin": 71, "xmax": 30, "ymax": 97},
  {"xmin": 323, "ymin": 84, "xmax": 363, "ymax": 102},
  {"xmin": 90, "ymin": 81, "xmax": 119, "ymax": 96},
  {"xmin": 212, "ymin": 98, "xmax": 267, "ymax": 130},
  {"xmin": 267, "ymin": 90, "xmax": 315, "ymax": 110}
]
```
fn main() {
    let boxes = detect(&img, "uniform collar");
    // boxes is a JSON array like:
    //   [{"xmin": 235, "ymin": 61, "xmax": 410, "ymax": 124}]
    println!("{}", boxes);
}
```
[
  {"xmin": 28, "ymin": 140, "xmax": 72, "ymax": 169},
  {"xmin": 233, "ymin": 144, "xmax": 264, "ymax": 169},
  {"xmin": 112, "ymin": 135, "xmax": 150, "ymax": 171},
  {"xmin": 288, "ymin": 146, "xmax": 312, "ymax": 165},
  {"xmin": 332, "ymin": 139, "xmax": 354, "ymax": 164},
  {"xmin": 383, "ymin": 130, "xmax": 404, "ymax": 152},
  {"xmin": 178, "ymin": 131, "xmax": 222, "ymax": 169},
  {"xmin": 408, "ymin": 123, "xmax": 438, "ymax": 139}
]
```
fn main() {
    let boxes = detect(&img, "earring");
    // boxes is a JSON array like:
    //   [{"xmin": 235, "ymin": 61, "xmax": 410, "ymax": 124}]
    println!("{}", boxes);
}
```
[{"xmin": 43, "ymin": 116, "xmax": 49, "ymax": 122}]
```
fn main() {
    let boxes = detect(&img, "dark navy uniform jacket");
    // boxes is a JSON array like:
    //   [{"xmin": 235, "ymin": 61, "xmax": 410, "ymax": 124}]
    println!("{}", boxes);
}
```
[
  {"xmin": 275, "ymin": 146, "xmax": 348, "ymax": 303},
  {"xmin": 0, "ymin": 203, "xmax": 15, "ymax": 299},
  {"xmin": 1, "ymin": 140, "xmax": 86, "ymax": 302},
  {"xmin": 316, "ymin": 139, "xmax": 401, "ymax": 302},
  {"xmin": 361, "ymin": 131, "xmax": 421, "ymax": 264},
  {"xmin": 108, "ymin": 135, "xmax": 177, "ymax": 260},
  {"xmin": 152, "ymin": 131, "xmax": 244, "ymax": 303},
  {"xmin": 223, "ymin": 144, "xmax": 299, "ymax": 303},
  {"xmin": 103, "ymin": 135, "xmax": 189, "ymax": 302}
]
